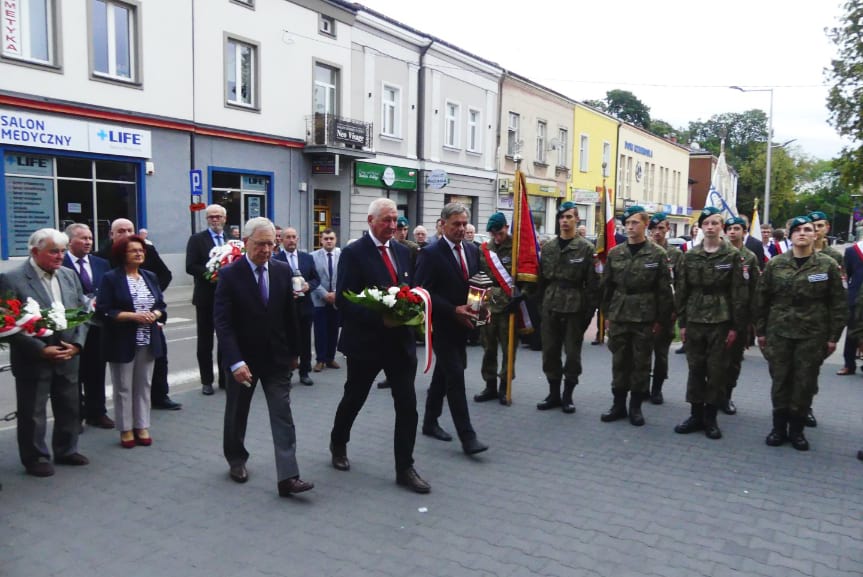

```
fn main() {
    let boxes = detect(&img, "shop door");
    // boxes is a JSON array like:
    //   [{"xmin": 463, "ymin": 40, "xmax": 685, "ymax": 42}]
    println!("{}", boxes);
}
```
[{"xmin": 243, "ymin": 193, "xmax": 266, "ymax": 224}]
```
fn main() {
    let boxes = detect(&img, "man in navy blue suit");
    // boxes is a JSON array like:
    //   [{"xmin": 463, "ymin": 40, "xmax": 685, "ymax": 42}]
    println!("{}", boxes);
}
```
[
  {"xmin": 63, "ymin": 223, "xmax": 113, "ymax": 429},
  {"xmin": 214, "ymin": 217, "xmax": 313, "ymax": 497},
  {"xmin": 329, "ymin": 198, "xmax": 430, "ymax": 493},
  {"xmin": 415, "ymin": 203, "xmax": 488, "ymax": 455},
  {"xmin": 273, "ymin": 227, "xmax": 320, "ymax": 386}
]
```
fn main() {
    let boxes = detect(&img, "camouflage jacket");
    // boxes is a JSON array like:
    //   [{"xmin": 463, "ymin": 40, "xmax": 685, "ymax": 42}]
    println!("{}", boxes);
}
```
[
  {"xmin": 478, "ymin": 236, "xmax": 535, "ymax": 314},
  {"xmin": 738, "ymin": 245, "xmax": 761, "ymax": 321},
  {"xmin": 538, "ymin": 235, "xmax": 599, "ymax": 315},
  {"xmin": 601, "ymin": 240, "xmax": 673, "ymax": 324},
  {"xmin": 676, "ymin": 240, "xmax": 748, "ymax": 331},
  {"xmin": 397, "ymin": 238, "xmax": 420, "ymax": 265},
  {"xmin": 756, "ymin": 251, "xmax": 847, "ymax": 342}
]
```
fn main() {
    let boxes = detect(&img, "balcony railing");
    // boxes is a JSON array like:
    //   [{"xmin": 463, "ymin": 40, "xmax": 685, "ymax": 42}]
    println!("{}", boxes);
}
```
[{"xmin": 306, "ymin": 113, "xmax": 373, "ymax": 150}]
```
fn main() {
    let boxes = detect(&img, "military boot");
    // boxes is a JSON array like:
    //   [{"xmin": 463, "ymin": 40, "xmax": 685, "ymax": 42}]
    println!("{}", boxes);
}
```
[
  {"xmin": 628, "ymin": 392, "xmax": 645, "ymax": 426},
  {"xmin": 765, "ymin": 409, "xmax": 788, "ymax": 447},
  {"xmin": 600, "ymin": 390, "xmax": 628, "ymax": 422},
  {"xmin": 649, "ymin": 375, "xmax": 664, "ymax": 405},
  {"xmin": 537, "ymin": 379, "xmax": 562, "ymax": 411},
  {"xmin": 561, "ymin": 380, "xmax": 577, "ymax": 414},
  {"xmin": 674, "ymin": 403, "xmax": 704, "ymax": 434},
  {"xmin": 703, "ymin": 404, "xmax": 722, "ymax": 440},
  {"xmin": 720, "ymin": 388, "xmax": 737, "ymax": 415},
  {"xmin": 788, "ymin": 413, "xmax": 810, "ymax": 451},
  {"xmin": 805, "ymin": 408, "xmax": 817, "ymax": 428},
  {"xmin": 474, "ymin": 379, "xmax": 498, "ymax": 403}
]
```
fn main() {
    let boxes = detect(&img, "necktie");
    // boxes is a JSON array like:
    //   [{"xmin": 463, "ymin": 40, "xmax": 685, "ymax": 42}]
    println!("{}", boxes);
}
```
[
  {"xmin": 327, "ymin": 252, "xmax": 334, "ymax": 291},
  {"xmin": 378, "ymin": 246, "xmax": 398, "ymax": 285},
  {"xmin": 291, "ymin": 253, "xmax": 297, "ymax": 270},
  {"xmin": 215, "ymin": 234, "xmax": 223, "ymax": 246},
  {"xmin": 454, "ymin": 244, "xmax": 468, "ymax": 280},
  {"xmin": 77, "ymin": 258, "xmax": 94, "ymax": 294},
  {"xmin": 256, "ymin": 265, "xmax": 268, "ymax": 305}
]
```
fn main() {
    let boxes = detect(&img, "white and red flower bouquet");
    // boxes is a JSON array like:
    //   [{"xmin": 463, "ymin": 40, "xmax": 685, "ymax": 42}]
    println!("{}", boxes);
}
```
[
  {"xmin": 0, "ymin": 295, "xmax": 91, "ymax": 342},
  {"xmin": 204, "ymin": 240, "xmax": 245, "ymax": 282}
]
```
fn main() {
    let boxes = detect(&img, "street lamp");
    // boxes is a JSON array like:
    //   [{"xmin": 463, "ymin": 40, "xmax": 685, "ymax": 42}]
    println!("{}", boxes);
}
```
[{"xmin": 730, "ymin": 86, "xmax": 774, "ymax": 224}]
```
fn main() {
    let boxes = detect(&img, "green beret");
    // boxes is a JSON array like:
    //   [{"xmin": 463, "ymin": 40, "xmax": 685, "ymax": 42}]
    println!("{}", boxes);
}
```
[
  {"xmin": 486, "ymin": 212, "xmax": 507, "ymax": 232},
  {"xmin": 698, "ymin": 206, "xmax": 722, "ymax": 226},
  {"xmin": 788, "ymin": 215, "xmax": 812, "ymax": 235},
  {"xmin": 648, "ymin": 212, "xmax": 668, "ymax": 230},
  {"xmin": 396, "ymin": 216, "xmax": 409, "ymax": 228},
  {"xmin": 557, "ymin": 201, "xmax": 577, "ymax": 216},
  {"xmin": 807, "ymin": 211, "xmax": 828, "ymax": 222},
  {"xmin": 619, "ymin": 205, "xmax": 646, "ymax": 224},
  {"xmin": 724, "ymin": 216, "xmax": 746, "ymax": 231}
]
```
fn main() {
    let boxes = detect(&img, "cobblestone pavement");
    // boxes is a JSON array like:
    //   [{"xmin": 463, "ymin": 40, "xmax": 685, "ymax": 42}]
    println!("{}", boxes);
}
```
[{"xmin": 1, "ymin": 332, "xmax": 862, "ymax": 577}]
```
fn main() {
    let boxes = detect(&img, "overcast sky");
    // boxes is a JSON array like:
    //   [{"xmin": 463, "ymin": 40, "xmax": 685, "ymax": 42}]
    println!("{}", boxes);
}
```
[{"xmin": 359, "ymin": 0, "xmax": 846, "ymax": 160}]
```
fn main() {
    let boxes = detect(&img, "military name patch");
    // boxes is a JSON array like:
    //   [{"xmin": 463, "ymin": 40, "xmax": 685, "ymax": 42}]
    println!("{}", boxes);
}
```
[
  {"xmin": 644, "ymin": 262, "xmax": 659, "ymax": 268},
  {"xmin": 570, "ymin": 257, "xmax": 585, "ymax": 263},
  {"xmin": 808, "ymin": 273, "xmax": 828, "ymax": 282},
  {"xmin": 714, "ymin": 263, "xmax": 732, "ymax": 270}
]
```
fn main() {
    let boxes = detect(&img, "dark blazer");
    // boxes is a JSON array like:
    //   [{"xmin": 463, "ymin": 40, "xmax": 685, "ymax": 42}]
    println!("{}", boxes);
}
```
[
  {"xmin": 98, "ymin": 241, "xmax": 173, "ymax": 291},
  {"xmin": 273, "ymin": 250, "xmax": 320, "ymax": 318},
  {"xmin": 214, "ymin": 258, "xmax": 299, "ymax": 377},
  {"xmin": 336, "ymin": 234, "xmax": 414, "ymax": 361},
  {"xmin": 414, "ymin": 237, "xmax": 479, "ymax": 344},
  {"xmin": 96, "ymin": 267, "xmax": 168, "ymax": 363},
  {"xmin": 185, "ymin": 229, "xmax": 219, "ymax": 307},
  {"xmin": 744, "ymin": 235, "xmax": 766, "ymax": 270},
  {"xmin": 62, "ymin": 253, "xmax": 110, "ymax": 296}
]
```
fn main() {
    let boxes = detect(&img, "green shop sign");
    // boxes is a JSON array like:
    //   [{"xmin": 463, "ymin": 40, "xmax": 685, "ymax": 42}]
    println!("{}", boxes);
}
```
[{"xmin": 354, "ymin": 162, "xmax": 417, "ymax": 190}]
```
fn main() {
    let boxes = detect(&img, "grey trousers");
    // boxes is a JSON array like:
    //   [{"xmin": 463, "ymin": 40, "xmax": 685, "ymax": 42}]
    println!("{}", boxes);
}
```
[{"xmin": 110, "ymin": 348, "xmax": 155, "ymax": 432}]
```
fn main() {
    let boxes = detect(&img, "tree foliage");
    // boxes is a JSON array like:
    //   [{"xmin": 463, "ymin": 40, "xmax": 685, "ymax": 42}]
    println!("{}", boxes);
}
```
[
  {"xmin": 826, "ymin": 0, "xmax": 863, "ymax": 189},
  {"xmin": 587, "ymin": 90, "xmax": 651, "ymax": 129}
]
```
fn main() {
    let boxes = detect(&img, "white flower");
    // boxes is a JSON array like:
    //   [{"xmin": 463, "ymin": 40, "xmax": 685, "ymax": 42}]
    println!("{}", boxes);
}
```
[
  {"xmin": 387, "ymin": 286, "xmax": 400, "ymax": 296},
  {"xmin": 48, "ymin": 302, "xmax": 67, "ymax": 331},
  {"xmin": 366, "ymin": 288, "xmax": 382, "ymax": 301},
  {"xmin": 381, "ymin": 294, "xmax": 397, "ymax": 308},
  {"xmin": 24, "ymin": 297, "xmax": 41, "ymax": 316}
]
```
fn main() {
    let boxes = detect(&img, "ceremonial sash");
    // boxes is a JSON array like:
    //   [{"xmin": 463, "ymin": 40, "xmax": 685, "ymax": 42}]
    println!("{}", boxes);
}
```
[
  {"xmin": 409, "ymin": 287, "xmax": 433, "ymax": 373},
  {"xmin": 480, "ymin": 242, "xmax": 534, "ymax": 334},
  {"xmin": 853, "ymin": 240, "xmax": 863, "ymax": 262}
]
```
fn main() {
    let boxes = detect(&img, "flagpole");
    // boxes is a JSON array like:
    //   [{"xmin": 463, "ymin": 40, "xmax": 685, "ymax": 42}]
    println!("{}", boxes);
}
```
[
  {"xmin": 597, "ymin": 170, "xmax": 608, "ymax": 343},
  {"xmin": 504, "ymin": 166, "xmax": 522, "ymax": 405}
]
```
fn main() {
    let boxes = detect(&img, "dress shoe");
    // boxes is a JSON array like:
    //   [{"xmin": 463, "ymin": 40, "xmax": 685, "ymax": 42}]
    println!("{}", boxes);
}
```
[
  {"xmin": 134, "ymin": 430, "xmax": 152, "ymax": 446},
  {"xmin": 313, "ymin": 362, "xmax": 324, "ymax": 372},
  {"xmin": 153, "ymin": 397, "xmax": 183, "ymax": 410},
  {"xmin": 86, "ymin": 415, "xmax": 116, "ymax": 429},
  {"xmin": 326, "ymin": 360, "xmax": 341, "ymax": 369},
  {"xmin": 25, "ymin": 460, "xmax": 55, "ymax": 477},
  {"xmin": 202, "ymin": 384, "xmax": 215, "ymax": 396},
  {"xmin": 330, "ymin": 443, "xmax": 350, "ymax": 471},
  {"xmin": 805, "ymin": 409, "xmax": 817, "ymax": 428},
  {"xmin": 462, "ymin": 438, "xmax": 489, "ymax": 455},
  {"xmin": 54, "ymin": 452, "xmax": 90, "ymax": 466},
  {"xmin": 299, "ymin": 374, "xmax": 314, "ymax": 386},
  {"xmin": 857, "ymin": 449, "xmax": 863, "ymax": 461},
  {"xmin": 837, "ymin": 367, "xmax": 855, "ymax": 375},
  {"xmin": 278, "ymin": 477, "xmax": 314, "ymax": 496},
  {"xmin": 720, "ymin": 399, "xmax": 737, "ymax": 415},
  {"xmin": 229, "ymin": 464, "xmax": 249, "ymax": 483},
  {"xmin": 422, "ymin": 423, "xmax": 453, "ymax": 442},
  {"xmin": 473, "ymin": 388, "xmax": 498, "ymax": 403},
  {"xmin": 377, "ymin": 380, "xmax": 391, "ymax": 389},
  {"xmin": 120, "ymin": 431, "xmax": 136, "ymax": 448},
  {"xmin": 396, "ymin": 467, "xmax": 431, "ymax": 494}
]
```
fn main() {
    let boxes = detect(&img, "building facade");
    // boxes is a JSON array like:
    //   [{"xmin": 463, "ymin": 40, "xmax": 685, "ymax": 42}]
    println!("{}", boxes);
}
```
[{"xmin": 570, "ymin": 102, "xmax": 619, "ymax": 237}]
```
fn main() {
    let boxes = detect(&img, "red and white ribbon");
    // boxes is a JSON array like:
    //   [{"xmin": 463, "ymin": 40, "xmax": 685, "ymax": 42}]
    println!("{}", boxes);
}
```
[{"xmin": 410, "ymin": 287, "xmax": 433, "ymax": 373}]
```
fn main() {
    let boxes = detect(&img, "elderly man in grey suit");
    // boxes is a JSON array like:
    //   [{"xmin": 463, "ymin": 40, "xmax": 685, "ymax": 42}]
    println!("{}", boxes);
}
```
[
  {"xmin": 311, "ymin": 228, "xmax": 341, "ymax": 372},
  {"xmin": 0, "ymin": 228, "xmax": 89, "ymax": 477}
]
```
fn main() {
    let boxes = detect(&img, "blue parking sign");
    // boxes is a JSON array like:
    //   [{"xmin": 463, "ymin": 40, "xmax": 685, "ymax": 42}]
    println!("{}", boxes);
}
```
[{"xmin": 189, "ymin": 169, "xmax": 203, "ymax": 196}]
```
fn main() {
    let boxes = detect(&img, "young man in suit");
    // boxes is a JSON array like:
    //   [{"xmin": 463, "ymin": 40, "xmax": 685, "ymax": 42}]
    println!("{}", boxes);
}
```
[
  {"xmin": 415, "ymin": 203, "xmax": 488, "ymax": 455},
  {"xmin": 0, "ymin": 229, "xmax": 90, "ymax": 477},
  {"xmin": 214, "ymin": 217, "xmax": 313, "ymax": 497},
  {"xmin": 273, "ymin": 227, "xmax": 320, "ymax": 386},
  {"xmin": 185, "ymin": 204, "xmax": 228, "ymax": 396},
  {"xmin": 63, "ymin": 223, "xmax": 113, "ymax": 429},
  {"xmin": 330, "ymin": 198, "xmax": 430, "ymax": 493},
  {"xmin": 741, "ymin": 215, "xmax": 766, "ymax": 270},
  {"xmin": 310, "ymin": 228, "xmax": 341, "ymax": 372}
]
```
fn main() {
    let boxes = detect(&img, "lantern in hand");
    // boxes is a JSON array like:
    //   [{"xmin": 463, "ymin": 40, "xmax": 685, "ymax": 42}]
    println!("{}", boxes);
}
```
[{"xmin": 466, "ymin": 272, "xmax": 494, "ymax": 326}]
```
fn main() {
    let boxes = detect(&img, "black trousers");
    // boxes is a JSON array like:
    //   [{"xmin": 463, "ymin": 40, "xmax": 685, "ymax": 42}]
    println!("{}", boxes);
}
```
[
  {"xmin": 16, "ymin": 368, "xmax": 80, "ymax": 465},
  {"xmin": 196, "ymin": 301, "xmax": 225, "ymax": 387},
  {"xmin": 78, "ymin": 325, "xmax": 108, "ymax": 420},
  {"xmin": 331, "ymin": 354, "xmax": 418, "ymax": 472},
  {"xmin": 297, "ymin": 314, "xmax": 313, "ymax": 376},
  {"xmin": 424, "ymin": 337, "xmax": 476, "ymax": 441}
]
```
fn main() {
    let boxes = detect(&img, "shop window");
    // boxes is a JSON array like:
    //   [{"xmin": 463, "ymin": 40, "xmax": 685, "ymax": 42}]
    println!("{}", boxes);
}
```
[
  {"xmin": 1, "ymin": 0, "xmax": 59, "ymax": 67},
  {"xmin": 91, "ymin": 0, "xmax": 140, "ymax": 83},
  {"xmin": 210, "ymin": 170, "xmax": 270, "ymax": 233}
]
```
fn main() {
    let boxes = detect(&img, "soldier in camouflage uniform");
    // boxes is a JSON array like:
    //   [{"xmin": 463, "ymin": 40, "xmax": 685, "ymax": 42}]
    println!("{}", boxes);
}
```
[
  {"xmin": 474, "ymin": 212, "xmax": 528, "ymax": 405},
  {"xmin": 722, "ymin": 216, "xmax": 760, "ymax": 415},
  {"xmin": 536, "ymin": 202, "xmax": 600, "ymax": 414},
  {"xmin": 757, "ymin": 216, "xmax": 846, "ymax": 451},
  {"xmin": 674, "ymin": 206, "xmax": 748, "ymax": 440},
  {"xmin": 600, "ymin": 205, "xmax": 673, "ymax": 426},
  {"xmin": 647, "ymin": 212, "xmax": 683, "ymax": 405},
  {"xmin": 395, "ymin": 216, "xmax": 420, "ymax": 263}
]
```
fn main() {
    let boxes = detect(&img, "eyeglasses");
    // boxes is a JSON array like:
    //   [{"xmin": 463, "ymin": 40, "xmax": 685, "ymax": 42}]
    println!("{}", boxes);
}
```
[{"xmin": 206, "ymin": 214, "xmax": 225, "ymax": 219}]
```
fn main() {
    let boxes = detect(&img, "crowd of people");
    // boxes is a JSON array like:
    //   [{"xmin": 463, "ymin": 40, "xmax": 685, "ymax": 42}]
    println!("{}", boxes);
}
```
[{"xmin": 1, "ymin": 197, "xmax": 861, "ymax": 497}]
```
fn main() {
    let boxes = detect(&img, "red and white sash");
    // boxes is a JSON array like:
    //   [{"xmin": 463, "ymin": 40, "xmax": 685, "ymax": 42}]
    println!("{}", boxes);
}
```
[
  {"xmin": 409, "ymin": 287, "xmax": 433, "ymax": 373},
  {"xmin": 481, "ymin": 242, "xmax": 534, "ymax": 333},
  {"xmin": 853, "ymin": 240, "xmax": 863, "ymax": 262}
]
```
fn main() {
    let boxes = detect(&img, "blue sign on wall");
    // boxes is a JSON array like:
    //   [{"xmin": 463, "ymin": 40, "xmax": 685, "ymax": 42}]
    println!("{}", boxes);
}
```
[{"xmin": 190, "ymin": 169, "xmax": 203, "ymax": 197}]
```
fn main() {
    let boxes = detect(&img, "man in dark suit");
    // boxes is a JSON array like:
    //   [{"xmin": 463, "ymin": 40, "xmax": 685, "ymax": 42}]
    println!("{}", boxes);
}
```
[
  {"xmin": 185, "ymin": 204, "xmax": 228, "ymax": 396},
  {"xmin": 98, "ymin": 218, "xmax": 180, "ymax": 410},
  {"xmin": 273, "ymin": 227, "xmax": 319, "ymax": 386},
  {"xmin": 330, "ymin": 198, "xmax": 430, "ymax": 493},
  {"xmin": 214, "ymin": 217, "xmax": 313, "ymax": 498},
  {"xmin": 63, "ymin": 223, "xmax": 113, "ymax": 429},
  {"xmin": 0, "ymin": 229, "xmax": 90, "ymax": 477},
  {"xmin": 415, "ymin": 203, "xmax": 488, "ymax": 455},
  {"xmin": 741, "ymin": 215, "xmax": 766, "ymax": 270}
]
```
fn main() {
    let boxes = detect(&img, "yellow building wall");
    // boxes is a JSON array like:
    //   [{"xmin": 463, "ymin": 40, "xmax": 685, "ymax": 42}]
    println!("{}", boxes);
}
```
[{"xmin": 569, "ymin": 104, "xmax": 619, "ymax": 234}]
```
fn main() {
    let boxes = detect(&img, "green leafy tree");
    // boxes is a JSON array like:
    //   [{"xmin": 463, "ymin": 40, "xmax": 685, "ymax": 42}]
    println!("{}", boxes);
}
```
[
  {"xmin": 648, "ymin": 118, "xmax": 688, "ymax": 142},
  {"xmin": 604, "ymin": 89, "xmax": 651, "ymax": 129}
]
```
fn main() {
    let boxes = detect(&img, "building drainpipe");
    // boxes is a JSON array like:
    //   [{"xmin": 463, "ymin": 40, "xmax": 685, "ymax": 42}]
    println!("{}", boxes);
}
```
[
  {"xmin": 189, "ymin": 0, "xmax": 198, "ymax": 235},
  {"xmin": 415, "ymin": 39, "xmax": 433, "ymax": 226}
]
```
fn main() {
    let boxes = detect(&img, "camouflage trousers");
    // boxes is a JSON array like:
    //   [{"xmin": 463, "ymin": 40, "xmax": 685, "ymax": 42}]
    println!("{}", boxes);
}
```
[
  {"xmin": 608, "ymin": 321, "xmax": 654, "ymax": 395},
  {"xmin": 651, "ymin": 323, "xmax": 675, "ymax": 382},
  {"xmin": 763, "ymin": 333, "xmax": 827, "ymax": 413},
  {"xmin": 541, "ymin": 309, "xmax": 587, "ymax": 383},
  {"xmin": 684, "ymin": 322, "xmax": 731, "ymax": 406},
  {"xmin": 727, "ymin": 333, "xmax": 747, "ymax": 392},
  {"xmin": 480, "ymin": 313, "xmax": 517, "ymax": 382}
]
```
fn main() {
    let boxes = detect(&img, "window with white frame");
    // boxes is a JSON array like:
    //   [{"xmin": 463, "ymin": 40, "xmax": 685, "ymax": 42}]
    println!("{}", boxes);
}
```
[
  {"xmin": 507, "ymin": 112, "xmax": 520, "ymax": 156},
  {"xmin": 225, "ymin": 37, "xmax": 257, "ymax": 108},
  {"xmin": 579, "ymin": 134, "xmax": 589, "ymax": 172},
  {"xmin": 557, "ymin": 128, "xmax": 568, "ymax": 168},
  {"xmin": 445, "ymin": 101, "xmax": 460, "ymax": 148},
  {"xmin": 319, "ymin": 14, "xmax": 335, "ymax": 37},
  {"xmin": 536, "ymin": 121, "xmax": 547, "ymax": 163},
  {"xmin": 91, "ymin": 0, "xmax": 138, "ymax": 82},
  {"xmin": 602, "ymin": 141, "xmax": 611, "ymax": 176},
  {"xmin": 2, "ymin": 0, "xmax": 57, "ymax": 65},
  {"xmin": 381, "ymin": 84, "xmax": 400, "ymax": 137},
  {"xmin": 314, "ymin": 63, "xmax": 338, "ymax": 116},
  {"xmin": 468, "ymin": 108, "xmax": 481, "ymax": 152}
]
